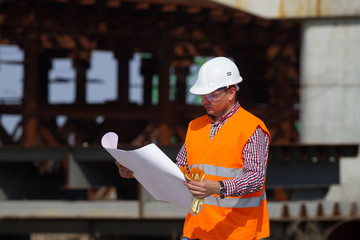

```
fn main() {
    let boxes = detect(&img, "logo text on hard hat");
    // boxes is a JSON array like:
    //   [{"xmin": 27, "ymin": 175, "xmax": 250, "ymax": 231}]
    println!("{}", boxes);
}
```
[{"xmin": 227, "ymin": 72, "xmax": 232, "ymax": 76}]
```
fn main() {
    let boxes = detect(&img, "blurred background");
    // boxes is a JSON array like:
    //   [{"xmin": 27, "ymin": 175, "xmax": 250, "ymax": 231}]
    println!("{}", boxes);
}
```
[{"xmin": 0, "ymin": 0, "xmax": 359, "ymax": 239}]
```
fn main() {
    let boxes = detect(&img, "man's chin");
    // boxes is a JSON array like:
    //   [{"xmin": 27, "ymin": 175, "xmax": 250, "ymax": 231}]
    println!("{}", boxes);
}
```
[{"xmin": 205, "ymin": 109, "xmax": 214, "ymax": 115}]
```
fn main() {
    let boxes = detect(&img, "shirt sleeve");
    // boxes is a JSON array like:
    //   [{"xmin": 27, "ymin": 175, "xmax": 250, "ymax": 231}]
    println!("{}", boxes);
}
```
[
  {"xmin": 222, "ymin": 126, "xmax": 270, "ymax": 197},
  {"xmin": 176, "ymin": 143, "xmax": 188, "ymax": 168}
]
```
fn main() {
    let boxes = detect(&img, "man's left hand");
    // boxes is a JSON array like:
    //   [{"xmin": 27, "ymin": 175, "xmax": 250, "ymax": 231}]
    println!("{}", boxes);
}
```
[{"xmin": 184, "ymin": 179, "xmax": 220, "ymax": 198}]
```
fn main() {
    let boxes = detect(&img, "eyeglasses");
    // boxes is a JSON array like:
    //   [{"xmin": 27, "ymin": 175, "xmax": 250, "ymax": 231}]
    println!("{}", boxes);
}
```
[{"xmin": 199, "ymin": 87, "xmax": 228, "ymax": 102}]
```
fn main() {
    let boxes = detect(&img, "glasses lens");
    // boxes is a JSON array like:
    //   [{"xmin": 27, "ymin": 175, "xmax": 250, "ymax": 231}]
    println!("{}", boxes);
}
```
[
  {"xmin": 207, "ymin": 93, "xmax": 218, "ymax": 102},
  {"xmin": 200, "ymin": 88, "xmax": 227, "ymax": 102}
]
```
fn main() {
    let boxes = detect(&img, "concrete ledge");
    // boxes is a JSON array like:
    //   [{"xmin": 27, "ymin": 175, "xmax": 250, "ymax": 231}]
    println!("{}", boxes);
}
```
[
  {"xmin": 143, "ymin": 201, "xmax": 187, "ymax": 219},
  {"xmin": 1, "ymin": 200, "xmax": 359, "ymax": 221},
  {"xmin": 0, "ymin": 200, "xmax": 140, "ymax": 219}
]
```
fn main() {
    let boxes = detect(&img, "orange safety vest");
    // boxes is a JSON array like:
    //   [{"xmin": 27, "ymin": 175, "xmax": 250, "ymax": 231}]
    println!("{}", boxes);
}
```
[{"xmin": 183, "ymin": 107, "xmax": 271, "ymax": 240}]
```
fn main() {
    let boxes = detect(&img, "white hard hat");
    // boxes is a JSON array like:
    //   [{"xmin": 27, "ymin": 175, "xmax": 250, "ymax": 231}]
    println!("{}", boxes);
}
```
[{"xmin": 190, "ymin": 57, "xmax": 243, "ymax": 95}]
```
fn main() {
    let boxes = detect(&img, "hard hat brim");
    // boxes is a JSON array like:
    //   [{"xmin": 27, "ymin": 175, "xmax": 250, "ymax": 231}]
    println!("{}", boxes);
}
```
[{"xmin": 189, "ymin": 77, "xmax": 242, "ymax": 95}]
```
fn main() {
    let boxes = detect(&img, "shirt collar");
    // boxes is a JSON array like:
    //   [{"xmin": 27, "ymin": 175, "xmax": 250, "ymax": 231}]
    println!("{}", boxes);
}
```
[{"xmin": 208, "ymin": 101, "xmax": 240, "ymax": 124}]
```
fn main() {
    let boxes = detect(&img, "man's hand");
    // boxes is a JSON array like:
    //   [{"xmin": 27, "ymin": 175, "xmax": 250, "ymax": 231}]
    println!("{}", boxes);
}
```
[
  {"xmin": 115, "ymin": 161, "xmax": 134, "ymax": 179},
  {"xmin": 184, "ymin": 179, "xmax": 220, "ymax": 199}
]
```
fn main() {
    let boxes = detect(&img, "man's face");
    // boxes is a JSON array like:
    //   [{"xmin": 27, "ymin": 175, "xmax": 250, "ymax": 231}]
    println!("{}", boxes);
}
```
[{"xmin": 199, "ymin": 87, "xmax": 234, "ymax": 118}]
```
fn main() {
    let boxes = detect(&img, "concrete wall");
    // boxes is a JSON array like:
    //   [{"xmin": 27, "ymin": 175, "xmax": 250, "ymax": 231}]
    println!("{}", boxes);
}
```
[
  {"xmin": 326, "ymin": 155, "xmax": 360, "ymax": 201},
  {"xmin": 300, "ymin": 18, "xmax": 360, "ymax": 144}
]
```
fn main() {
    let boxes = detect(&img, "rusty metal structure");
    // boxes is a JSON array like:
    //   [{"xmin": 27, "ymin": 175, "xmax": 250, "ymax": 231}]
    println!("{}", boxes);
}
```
[
  {"xmin": 0, "ymin": 0, "xmax": 301, "ymax": 147},
  {"xmin": 0, "ymin": 0, "xmax": 359, "ymax": 240}
]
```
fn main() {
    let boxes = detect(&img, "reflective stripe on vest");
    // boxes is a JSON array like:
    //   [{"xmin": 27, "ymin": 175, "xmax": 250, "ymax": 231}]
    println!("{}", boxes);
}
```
[
  {"xmin": 189, "ymin": 164, "xmax": 243, "ymax": 178},
  {"xmin": 189, "ymin": 164, "xmax": 267, "ymax": 178},
  {"xmin": 205, "ymin": 191, "xmax": 266, "ymax": 208}
]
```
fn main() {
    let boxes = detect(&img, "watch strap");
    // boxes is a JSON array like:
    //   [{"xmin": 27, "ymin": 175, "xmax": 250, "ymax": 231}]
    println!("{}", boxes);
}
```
[{"xmin": 218, "ymin": 181, "xmax": 226, "ymax": 198}]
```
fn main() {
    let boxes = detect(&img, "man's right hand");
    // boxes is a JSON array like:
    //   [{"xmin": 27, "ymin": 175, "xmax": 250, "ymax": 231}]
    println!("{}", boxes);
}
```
[{"xmin": 115, "ymin": 161, "xmax": 134, "ymax": 179}]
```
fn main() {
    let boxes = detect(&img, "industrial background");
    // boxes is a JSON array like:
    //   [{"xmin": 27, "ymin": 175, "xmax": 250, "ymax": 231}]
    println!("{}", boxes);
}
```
[{"xmin": 0, "ymin": 0, "xmax": 359, "ymax": 239}]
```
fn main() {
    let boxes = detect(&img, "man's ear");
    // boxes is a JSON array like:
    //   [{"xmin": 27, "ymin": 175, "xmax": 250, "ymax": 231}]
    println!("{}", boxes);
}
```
[{"xmin": 228, "ymin": 86, "xmax": 237, "ymax": 101}]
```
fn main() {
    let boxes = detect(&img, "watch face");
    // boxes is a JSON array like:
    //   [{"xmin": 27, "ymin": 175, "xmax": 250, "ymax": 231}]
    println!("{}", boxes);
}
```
[{"xmin": 220, "ymin": 187, "xmax": 226, "ymax": 195}]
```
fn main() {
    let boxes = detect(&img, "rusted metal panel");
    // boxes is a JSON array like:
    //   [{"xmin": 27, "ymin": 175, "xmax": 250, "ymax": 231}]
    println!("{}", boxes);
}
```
[{"xmin": 211, "ymin": 0, "xmax": 360, "ymax": 19}]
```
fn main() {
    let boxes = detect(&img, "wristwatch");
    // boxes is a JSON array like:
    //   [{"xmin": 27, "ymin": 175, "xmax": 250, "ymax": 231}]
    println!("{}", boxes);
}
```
[{"xmin": 218, "ymin": 181, "xmax": 226, "ymax": 199}]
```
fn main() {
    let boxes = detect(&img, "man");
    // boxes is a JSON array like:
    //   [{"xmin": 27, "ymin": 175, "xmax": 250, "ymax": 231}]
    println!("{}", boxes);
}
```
[
  {"xmin": 117, "ymin": 57, "xmax": 271, "ymax": 240},
  {"xmin": 176, "ymin": 57, "xmax": 271, "ymax": 240}
]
